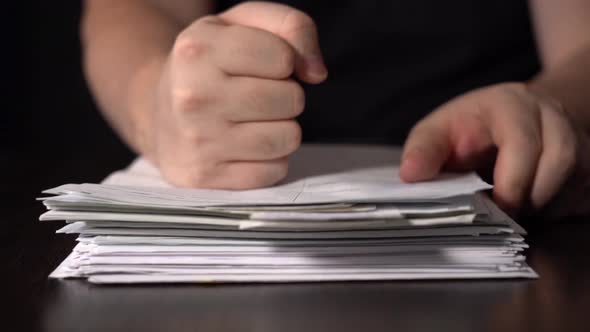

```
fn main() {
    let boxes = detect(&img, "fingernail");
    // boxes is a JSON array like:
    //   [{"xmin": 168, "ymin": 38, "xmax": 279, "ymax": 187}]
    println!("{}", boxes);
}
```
[{"xmin": 305, "ymin": 56, "xmax": 328, "ymax": 81}]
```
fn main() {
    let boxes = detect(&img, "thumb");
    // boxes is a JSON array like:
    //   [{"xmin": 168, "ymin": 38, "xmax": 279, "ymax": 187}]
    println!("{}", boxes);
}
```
[
  {"xmin": 400, "ymin": 114, "xmax": 451, "ymax": 182},
  {"xmin": 219, "ymin": 1, "xmax": 328, "ymax": 84}
]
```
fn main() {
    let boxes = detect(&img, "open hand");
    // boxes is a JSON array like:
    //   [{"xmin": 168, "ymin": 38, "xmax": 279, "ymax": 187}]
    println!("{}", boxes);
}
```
[{"xmin": 400, "ymin": 82, "xmax": 590, "ymax": 217}]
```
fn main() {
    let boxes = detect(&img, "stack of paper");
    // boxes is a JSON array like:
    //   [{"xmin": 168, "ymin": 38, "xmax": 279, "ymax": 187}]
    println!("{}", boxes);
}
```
[{"xmin": 39, "ymin": 145, "xmax": 537, "ymax": 283}]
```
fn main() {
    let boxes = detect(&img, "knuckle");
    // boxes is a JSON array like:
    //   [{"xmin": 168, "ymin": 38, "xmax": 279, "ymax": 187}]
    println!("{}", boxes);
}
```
[
  {"xmin": 222, "ymin": 25, "xmax": 294, "ymax": 77},
  {"xmin": 546, "ymin": 101, "xmax": 572, "ymax": 127},
  {"xmin": 507, "ymin": 116, "xmax": 542, "ymax": 156},
  {"xmin": 222, "ymin": 24, "xmax": 243, "ymax": 38},
  {"xmin": 187, "ymin": 170, "xmax": 214, "ymax": 188},
  {"xmin": 289, "ymin": 82, "xmax": 306, "ymax": 116},
  {"xmin": 275, "ymin": 41, "xmax": 296, "ymax": 77},
  {"xmin": 171, "ymin": 88, "xmax": 208, "ymax": 113},
  {"xmin": 257, "ymin": 129, "xmax": 282, "ymax": 156},
  {"xmin": 161, "ymin": 168, "xmax": 184, "ymax": 187},
  {"xmin": 281, "ymin": 9, "xmax": 316, "ymax": 35},
  {"xmin": 173, "ymin": 121, "xmax": 211, "ymax": 147},
  {"xmin": 543, "ymin": 96, "xmax": 566, "ymax": 114},
  {"xmin": 172, "ymin": 31, "xmax": 208, "ymax": 61},
  {"xmin": 236, "ymin": 161, "xmax": 288, "ymax": 189},
  {"xmin": 283, "ymin": 121, "xmax": 302, "ymax": 154},
  {"xmin": 233, "ymin": 170, "xmax": 257, "ymax": 189},
  {"xmin": 272, "ymin": 159, "xmax": 290, "ymax": 182},
  {"xmin": 179, "ymin": 168, "xmax": 205, "ymax": 187},
  {"xmin": 243, "ymin": 84, "xmax": 268, "ymax": 115},
  {"xmin": 256, "ymin": 122, "xmax": 301, "ymax": 157},
  {"xmin": 197, "ymin": 15, "xmax": 222, "ymax": 27},
  {"xmin": 488, "ymin": 83, "xmax": 527, "ymax": 105},
  {"xmin": 184, "ymin": 167, "xmax": 214, "ymax": 188},
  {"xmin": 184, "ymin": 127, "xmax": 211, "ymax": 147},
  {"xmin": 256, "ymin": 159, "xmax": 289, "ymax": 187},
  {"xmin": 497, "ymin": 82, "xmax": 527, "ymax": 96},
  {"xmin": 162, "ymin": 163, "xmax": 210, "ymax": 188}
]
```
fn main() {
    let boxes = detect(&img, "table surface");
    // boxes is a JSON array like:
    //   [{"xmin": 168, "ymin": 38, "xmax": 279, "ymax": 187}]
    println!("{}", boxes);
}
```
[{"xmin": 7, "ymin": 154, "xmax": 590, "ymax": 332}]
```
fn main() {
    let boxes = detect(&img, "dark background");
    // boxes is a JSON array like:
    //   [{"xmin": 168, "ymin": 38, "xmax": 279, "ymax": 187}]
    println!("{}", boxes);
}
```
[
  {"xmin": 6, "ymin": 1, "xmax": 134, "ymax": 297},
  {"xmin": 2, "ymin": 0, "xmax": 540, "ymax": 294},
  {"xmin": 6, "ymin": 4, "xmax": 590, "ymax": 332},
  {"xmin": 31, "ymin": 0, "xmax": 134, "ymax": 188}
]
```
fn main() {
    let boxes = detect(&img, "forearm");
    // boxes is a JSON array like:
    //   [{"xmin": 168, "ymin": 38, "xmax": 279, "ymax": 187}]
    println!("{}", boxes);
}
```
[{"xmin": 81, "ymin": 0, "xmax": 210, "ymax": 154}]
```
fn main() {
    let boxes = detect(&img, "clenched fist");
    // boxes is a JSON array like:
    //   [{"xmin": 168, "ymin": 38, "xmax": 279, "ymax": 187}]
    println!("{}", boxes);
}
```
[{"xmin": 141, "ymin": 2, "xmax": 327, "ymax": 189}]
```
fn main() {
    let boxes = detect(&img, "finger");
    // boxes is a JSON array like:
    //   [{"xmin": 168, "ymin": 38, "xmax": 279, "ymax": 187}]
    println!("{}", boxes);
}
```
[
  {"xmin": 174, "ymin": 16, "xmax": 296, "ymax": 79},
  {"xmin": 221, "ymin": 120, "xmax": 302, "ymax": 161},
  {"xmin": 216, "ymin": 158, "xmax": 290, "ymax": 189},
  {"xmin": 223, "ymin": 77, "xmax": 304, "ymax": 122},
  {"xmin": 530, "ymin": 101, "xmax": 577, "ymax": 209},
  {"xmin": 219, "ymin": 1, "xmax": 328, "ymax": 83},
  {"xmin": 441, "ymin": 111, "xmax": 495, "ymax": 172},
  {"xmin": 400, "ymin": 111, "xmax": 452, "ymax": 182},
  {"xmin": 487, "ymin": 93, "xmax": 543, "ymax": 211},
  {"xmin": 214, "ymin": 23, "xmax": 297, "ymax": 79},
  {"xmin": 167, "ymin": 158, "xmax": 289, "ymax": 189}
]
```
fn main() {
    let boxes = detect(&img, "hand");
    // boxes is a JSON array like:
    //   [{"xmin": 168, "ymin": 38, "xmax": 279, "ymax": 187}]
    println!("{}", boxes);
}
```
[
  {"xmin": 400, "ymin": 82, "xmax": 590, "ymax": 217},
  {"xmin": 142, "ymin": 2, "xmax": 327, "ymax": 189}
]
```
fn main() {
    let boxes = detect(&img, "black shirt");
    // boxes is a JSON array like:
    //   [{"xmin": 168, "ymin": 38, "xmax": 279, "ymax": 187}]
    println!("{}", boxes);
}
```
[{"xmin": 216, "ymin": 0, "xmax": 541, "ymax": 144}]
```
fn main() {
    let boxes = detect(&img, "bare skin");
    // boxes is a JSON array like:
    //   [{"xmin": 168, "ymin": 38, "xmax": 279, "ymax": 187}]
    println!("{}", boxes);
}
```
[
  {"xmin": 399, "ymin": 0, "xmax": 590, "ymax": 216},
  {"xmin": 82, "ymin": 0, "xmax": 590, "ymax": 216}
]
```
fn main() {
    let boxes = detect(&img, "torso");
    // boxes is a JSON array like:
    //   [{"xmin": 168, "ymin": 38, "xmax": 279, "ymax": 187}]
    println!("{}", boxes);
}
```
[{"xmin": 216, "ymin": 0, "xmax": 541, "ymax": 144}]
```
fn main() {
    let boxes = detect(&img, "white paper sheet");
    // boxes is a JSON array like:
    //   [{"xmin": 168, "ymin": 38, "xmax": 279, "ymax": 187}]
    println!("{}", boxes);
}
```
[
  {"xmin": 42, "ymin": 144, "xmax": 536, "ymax": 283},
  {"xmin": 43, "ymin": 153, "xmax": 491, "ymax": 208}
]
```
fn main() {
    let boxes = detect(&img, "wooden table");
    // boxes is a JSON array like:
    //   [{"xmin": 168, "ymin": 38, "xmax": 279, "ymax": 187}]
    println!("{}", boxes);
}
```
[{"xmin": 7, "ymin": 154, "xmax": 590, "ymax": 332}]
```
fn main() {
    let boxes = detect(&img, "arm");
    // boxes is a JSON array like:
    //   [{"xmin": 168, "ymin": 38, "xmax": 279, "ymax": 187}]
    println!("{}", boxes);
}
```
[
  {"xmin": 81, "ymin": 1, "xmax": 327, "ymax": 188},
  {"xmin": 528, "ymin": 0, "xmax": 590, "ymax": 132},
  {"xmin": 81, "ymin": 0, "xmax": 213, "ymax": 155}
]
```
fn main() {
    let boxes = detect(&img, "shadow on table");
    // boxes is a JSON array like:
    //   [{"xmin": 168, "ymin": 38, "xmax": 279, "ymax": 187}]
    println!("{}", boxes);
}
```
[{"xmin": 36, "ymin": 222, "xmax": 589, "ymax": 332}]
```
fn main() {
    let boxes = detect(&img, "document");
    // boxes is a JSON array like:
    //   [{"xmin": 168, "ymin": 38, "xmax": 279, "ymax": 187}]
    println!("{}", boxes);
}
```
[{"xmin": 40, "ymin": 144, "xmax": 537, "ymax": 283}]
